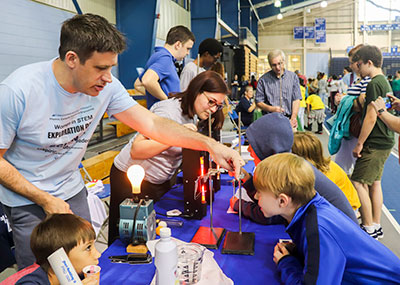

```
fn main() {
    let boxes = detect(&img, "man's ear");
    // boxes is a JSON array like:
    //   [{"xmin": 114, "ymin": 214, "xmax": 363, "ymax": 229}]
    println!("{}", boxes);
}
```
[
  {"xmin": 174, "ymin": 41, "xmax": 182, "ymax": 50},
  {"xmin": 278, "ymin": 193, "xmax": 290, "ymax": 208},
  {"xmin": 64, "ymin": 51, "xmax": 79, "ymax": 68}
]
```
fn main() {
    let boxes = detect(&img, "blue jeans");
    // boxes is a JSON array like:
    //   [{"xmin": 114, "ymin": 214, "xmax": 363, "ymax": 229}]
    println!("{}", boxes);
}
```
[{"xmin": 2, "ymin": 187, "xmax": 91, "ymax": 269}]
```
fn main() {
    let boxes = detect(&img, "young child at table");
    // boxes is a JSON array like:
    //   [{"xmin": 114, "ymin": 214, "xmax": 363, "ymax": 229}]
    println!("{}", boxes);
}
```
[
  {"xmin": 292, "ymin": 131, "xmax": 361, "ymax": 211},
  {"xmin": 253, "ymin": 153, "xmax": 400, "ymax": 284},
  {"xmin": 6, "ymin": 214, "xmax": 100, "ymax": 285},
  {"xmin": 230, "ymin": 113, "xmax": 357, "ymax": 225}
]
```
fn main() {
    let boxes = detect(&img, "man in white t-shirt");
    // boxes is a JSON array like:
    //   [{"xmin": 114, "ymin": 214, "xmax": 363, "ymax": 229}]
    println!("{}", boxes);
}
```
[
  {"xmin": 0, "ymin": 14, "xmax": 243, "ymax": 269},
  {"xmin": 180, "ymin": 38, "xmax": 223, "ymax": 91}
]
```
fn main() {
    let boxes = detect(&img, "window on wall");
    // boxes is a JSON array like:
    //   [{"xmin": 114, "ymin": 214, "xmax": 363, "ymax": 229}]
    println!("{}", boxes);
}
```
[
  {"xmin": 174, "ymin": 0, "xmax": 190, "ymax": 11},
  {"xmin": 359, "ymin": 0, "xmax": 400, "ymax": 22},
  {"xmin": 287, "ymin": 55, "xmax": 301, "ymax": 72}
]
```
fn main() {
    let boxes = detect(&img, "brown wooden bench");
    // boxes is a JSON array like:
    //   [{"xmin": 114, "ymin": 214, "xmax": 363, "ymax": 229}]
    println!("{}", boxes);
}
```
[{"xmin": 80, "ymin": 150, "xmax": 119, "ymax": 184}]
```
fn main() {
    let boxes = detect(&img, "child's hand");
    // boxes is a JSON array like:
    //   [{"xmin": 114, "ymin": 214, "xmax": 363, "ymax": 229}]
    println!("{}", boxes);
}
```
[
  {"xmin": 229, "ymin": 196, "xmax": 238, "ymax": 212},
  {"xmin": 82, "ymin": 275, "xmax": 99, "ymax": 285},
  {"xmin": 273, "ymin": 242, "xmax": 290, "ymax": 265}
]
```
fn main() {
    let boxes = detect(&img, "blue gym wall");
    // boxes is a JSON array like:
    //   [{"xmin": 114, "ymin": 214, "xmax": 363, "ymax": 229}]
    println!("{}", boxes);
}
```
[{"xmin": 0, "ymin": 0, "xmax": 73, "ymax": 82}]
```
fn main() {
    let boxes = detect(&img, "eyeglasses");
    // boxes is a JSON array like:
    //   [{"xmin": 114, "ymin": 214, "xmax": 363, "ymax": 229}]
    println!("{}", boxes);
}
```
[
  {"xmin": 202, "ymin": 92, "xmax": 224, "ymax": 111},
  {"xmin": 271, "ymin": 62, "xmax": 283, "ymax": 68}
]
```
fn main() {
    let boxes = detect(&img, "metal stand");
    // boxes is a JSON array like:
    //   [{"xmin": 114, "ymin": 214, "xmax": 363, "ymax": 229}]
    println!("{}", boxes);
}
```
[
  {"xmin": 222, "ymin": 113, "xmax": 255, "ymax": 255},
  {"xmin": 191, "ymin": 113, "xmax": 225, "ymax": 249}
]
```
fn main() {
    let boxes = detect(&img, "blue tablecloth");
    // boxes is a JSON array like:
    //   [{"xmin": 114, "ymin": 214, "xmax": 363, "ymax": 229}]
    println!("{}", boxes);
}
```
[{"xmin": 99, "ymin": 162, "xmax": 288, "ymax": 284}]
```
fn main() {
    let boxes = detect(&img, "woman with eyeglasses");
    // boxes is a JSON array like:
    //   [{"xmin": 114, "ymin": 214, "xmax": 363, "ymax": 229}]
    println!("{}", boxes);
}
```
[{"xmin": 107, "ymin": 71, "xmax": 228, "ymax": 245}]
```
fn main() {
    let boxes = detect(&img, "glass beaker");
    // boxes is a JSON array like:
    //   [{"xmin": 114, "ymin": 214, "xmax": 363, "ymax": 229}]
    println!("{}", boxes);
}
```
[{"xmin": 176, "ymin": 243, "xmax": 205, "ymax": 284}]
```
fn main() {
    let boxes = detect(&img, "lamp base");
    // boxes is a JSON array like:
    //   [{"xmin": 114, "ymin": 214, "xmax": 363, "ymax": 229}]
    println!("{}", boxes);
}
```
[
  {"xmin": 221, "ymin": 231, "xmax": 255, "ymax": 255},
  {"xmin": 191, "ymin": 226, "xmax": 225, "ymax": 249}
]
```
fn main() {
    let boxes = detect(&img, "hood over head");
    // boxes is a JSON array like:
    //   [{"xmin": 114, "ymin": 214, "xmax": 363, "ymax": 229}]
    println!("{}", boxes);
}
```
[{"xmin": 246, "ymin": 113, "xmax": 293, "ymax": 160}]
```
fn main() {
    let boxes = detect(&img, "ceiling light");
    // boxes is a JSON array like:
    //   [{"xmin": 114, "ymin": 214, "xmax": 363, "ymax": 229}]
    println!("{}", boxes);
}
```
[
  {"xmin": 321, "ymin": 1, "xmax": 328, "ymax": 8},
  {"xmin": 274, "ymin": 0, "xmax": 281, "ymax": 8},
  {"xmin": 277, "ymin": 13, "xmax": 283, "ymax": 20}
]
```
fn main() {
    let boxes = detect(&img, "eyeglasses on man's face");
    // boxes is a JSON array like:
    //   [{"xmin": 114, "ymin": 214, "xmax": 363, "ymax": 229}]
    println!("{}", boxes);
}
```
[
  {"xmin": 271, "ymin": 62, "xmax": 283, "ymax": 68},
  {"xmin": 202, "ymin": 92, "xmax": 224, "ymax": 111}
]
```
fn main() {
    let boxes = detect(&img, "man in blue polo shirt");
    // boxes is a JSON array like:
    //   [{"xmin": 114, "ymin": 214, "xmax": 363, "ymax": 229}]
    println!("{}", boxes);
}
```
[{"xmin": 135, "ymin": 26, "xmax": 195, "ymax": 108}]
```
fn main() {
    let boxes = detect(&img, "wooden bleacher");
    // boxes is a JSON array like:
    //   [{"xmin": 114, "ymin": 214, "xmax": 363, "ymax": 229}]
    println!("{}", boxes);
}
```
[{"xmin": 80, "ymin": 150, "xmax": 119, "ymax": 184}]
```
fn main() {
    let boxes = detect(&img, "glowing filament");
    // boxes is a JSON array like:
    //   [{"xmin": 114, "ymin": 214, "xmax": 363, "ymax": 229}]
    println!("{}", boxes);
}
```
[{"xmin": 127, "ymin": 165, "xmax": 145, "ymax": 194}]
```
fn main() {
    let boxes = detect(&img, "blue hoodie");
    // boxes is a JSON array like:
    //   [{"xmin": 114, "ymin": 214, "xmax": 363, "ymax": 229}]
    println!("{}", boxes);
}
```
[{"xmin": 278, "ymin": 192, "xmax": 400, "ymax": 284}]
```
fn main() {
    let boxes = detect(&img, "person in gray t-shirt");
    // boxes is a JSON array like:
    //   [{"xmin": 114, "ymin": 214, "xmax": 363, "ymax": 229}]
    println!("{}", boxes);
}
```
[{"xmin": 108, "ymin": 71, "xmax": 228, "ymax": 245}]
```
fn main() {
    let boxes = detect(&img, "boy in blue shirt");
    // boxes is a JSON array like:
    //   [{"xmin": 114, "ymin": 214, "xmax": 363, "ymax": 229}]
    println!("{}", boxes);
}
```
[
  {"xmin": 135, "ymin": 26, "xmax": 195, "ymax": 108},
  {"xmin": 254, "ymin": 153, "xmax": 400, "ymax": 284}
]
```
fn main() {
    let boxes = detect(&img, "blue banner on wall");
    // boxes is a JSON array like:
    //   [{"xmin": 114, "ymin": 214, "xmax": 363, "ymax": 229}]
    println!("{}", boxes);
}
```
[
  {"xmin": 304, "ymin": 26, "xmax": 315, "ymax": 39},
  {"xmin": 361, "ymin": 23, "xmax": 400, "ymax": 31},
  {"xmin": 315, "ymin": 18, "xmax": 326, "ymax": 30},
  {"xmin": 315, "ymin": 30, "xmax": 326, "ymax": 43},
  {"xmin": 294, "ymin": 26, "xmax": 304, "ymax": 39}
]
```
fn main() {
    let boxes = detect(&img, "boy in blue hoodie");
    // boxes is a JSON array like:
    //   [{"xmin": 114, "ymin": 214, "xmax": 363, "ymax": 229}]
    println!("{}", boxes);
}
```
[
  {"xmin": 254, "ymin": 153, "xmax": 400, "ymax": 284},
  {"xmin": 230, "ymin": 113, "xmax": 357, "ymax": 224}
]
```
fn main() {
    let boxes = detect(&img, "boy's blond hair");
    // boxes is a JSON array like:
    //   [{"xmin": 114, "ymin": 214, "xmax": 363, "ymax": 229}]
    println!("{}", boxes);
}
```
[
  {"xmin": 292, "ymin": 132, "xmax": 331, "ymax": 173},
  {"xmin": 254, "ymin": 153, "xmax": 316, "ymax": 205},
  {"xmin": 245, "ymin": 85, "xmax": 253, "ymax": 93},
  {"xmin": 30, "ymin": 214, "xmax": 96, "ymax": 273}
]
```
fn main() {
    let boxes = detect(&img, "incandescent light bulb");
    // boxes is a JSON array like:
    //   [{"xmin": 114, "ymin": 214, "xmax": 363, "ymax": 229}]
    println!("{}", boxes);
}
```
[{"xmin": 127, "ymin": 165, "xmax": 145, "ymax": 195}]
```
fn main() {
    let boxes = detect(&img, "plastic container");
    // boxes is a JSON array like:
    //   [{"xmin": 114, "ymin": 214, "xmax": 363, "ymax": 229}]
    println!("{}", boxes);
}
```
[
  {"xmin": 176, "ymin": 243, "xmax": 205, "ymax": 284},
  {"xmin": 155, "ymin": 227, "xmax": 178, "ymax": 285},
  {"xmin": 47, "ymin": 247, "xmax": 82, "ymax": 285}
]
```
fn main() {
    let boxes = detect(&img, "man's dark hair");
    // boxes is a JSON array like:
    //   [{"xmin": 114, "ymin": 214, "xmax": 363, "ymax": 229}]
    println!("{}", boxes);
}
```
[
  {"xmin": 166, "ymin": 25, "xmax": 195, "ymax": 45},
  {"xmin": 352, "ymin": 45, "xmax": 383, "ymax": 68},
  {"xmin": 198, "ymin": 38, "xmax": 223, "ymax": 56},
  {"xmin": 59, "ymin": 13, "xmax": 126, "ymax": 64}
]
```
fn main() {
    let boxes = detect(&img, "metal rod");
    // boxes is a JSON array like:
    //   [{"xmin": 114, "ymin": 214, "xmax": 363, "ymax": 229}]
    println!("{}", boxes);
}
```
[
  {"xmin": 238, "ymin": 112, "xmax": 242, "ymax": 234},
  {"xmin": 208, "ymin": 113, "xmax": 215, "ymax": 232},
  {"xmin": 197, "ymin": 54, "xmax": 200, "ymax": 75},
  {"xmin": 279, "ymin": 68, "xmax": 283, "ymax": 114}
]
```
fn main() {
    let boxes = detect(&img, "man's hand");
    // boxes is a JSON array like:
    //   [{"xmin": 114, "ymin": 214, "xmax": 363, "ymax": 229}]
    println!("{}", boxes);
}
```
[
  {"xmin": 387, "ymin": 93, "xmax": 400, "ymax": 111},
  {"xmin": 183, "ymin": 123, "xmax": 197, "ymax": 132},
  {"xmin": 273, "ymin": 106, "xmax": 284, "ymax": 113},
  {"xmin": 290, "ymin": 117, "xmax": 298, "ymax": 129},
  {"xmin": 208, "ymin": 142, "xmax": 244, "ymax": 178},
  {"xmin": 273, "ymin": 242, "xmax": 290, "ymax": 265},
  {"xmin": 371, "ymin": 96, "xmax": 386, "ymax": 114},
  {"xmin": 352, "ymin": 142, "xmax": 363, "ymax": 158},
  {"xmin": 228, "ymin": 167, "xmax": 250, "ymax": 182},
  {"xmin": 40, "ymin": 195, "xmax": 73, "ymax": 215}
]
